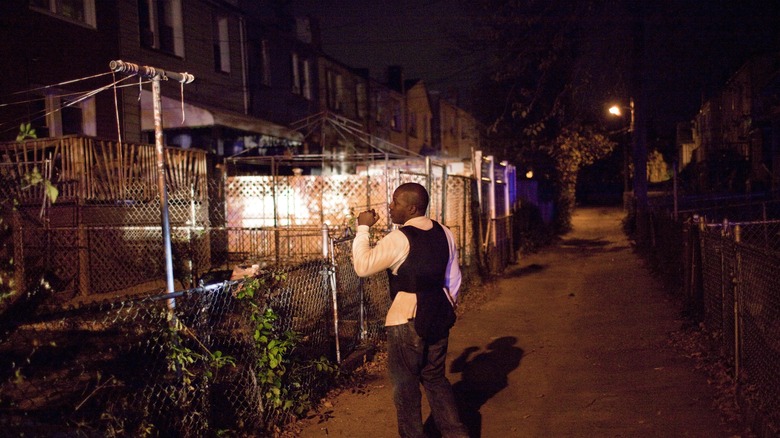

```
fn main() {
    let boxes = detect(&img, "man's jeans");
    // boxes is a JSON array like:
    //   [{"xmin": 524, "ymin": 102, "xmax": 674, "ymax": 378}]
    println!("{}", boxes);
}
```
[{"xmin": 386, "ymin": 322, "xmax": 468, "ymax": 438}]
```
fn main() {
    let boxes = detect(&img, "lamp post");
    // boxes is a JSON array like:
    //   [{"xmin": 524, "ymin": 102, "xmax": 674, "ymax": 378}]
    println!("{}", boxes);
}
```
[{"xmin": 608, "ymin": 98, "xmax": 634, "ymax": 210}]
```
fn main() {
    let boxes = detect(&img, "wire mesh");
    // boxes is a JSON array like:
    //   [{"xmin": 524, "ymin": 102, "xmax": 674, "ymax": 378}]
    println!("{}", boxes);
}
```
[
  {"xmin": 488, "ymin": 216, "xmax": 513, "ymax": 273},
  {"xmin": 737, "ymin": 244, "xmax": 780, "ymax": 431},
  {"xmin": 700, "ymin": 227, "xmax": 725, "ymax": 334},
  {"xmin": 645, "ymin": 201, "xmax": 780, "ymax": 435},
  {"xmin": 446, "ymin": 175, "xmax": 475, "ymax": 268},
  {"xmin": 734, "ymin": 220, "xmax": 780, "ymax": 252},
  {"xmin": 224, "ymin": 174, "xmax": 392, "ymax": 230},
  {"xmin": 331, "ymin": 233, "xmax": 392, "ymax": 354},
  {"xmin": 1, "ymin": 284, "xmax": 230, "ymax": 435},
  {"xmin": 0, "ymin": 274, "xmax": 347, "ymax": 435},
  {"xmin": 1, "ymin": 148, "xmax": 504, "ymax": 434}
]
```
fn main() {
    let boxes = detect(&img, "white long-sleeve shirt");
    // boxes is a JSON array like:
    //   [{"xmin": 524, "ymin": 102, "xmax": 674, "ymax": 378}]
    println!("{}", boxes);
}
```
[{"xmin": 352, "ymin": 216, "xmax": 461, "ymax": 327}]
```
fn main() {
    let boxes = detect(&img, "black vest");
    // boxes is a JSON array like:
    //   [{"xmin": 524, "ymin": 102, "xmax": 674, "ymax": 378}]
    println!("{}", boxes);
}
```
[{"xmin": 387, "ymin": 221, "xmax": 456, "ymax": 342}]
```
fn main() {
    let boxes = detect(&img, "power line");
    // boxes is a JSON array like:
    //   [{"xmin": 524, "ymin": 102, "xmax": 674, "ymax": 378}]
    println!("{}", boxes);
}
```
[
  {"xmin": 1, "ymin": 71, "xmax": 114, "ymax": 99},
  {"xmin": 0, "ymin": 77, "xmax": 145, "ymax": 137}
]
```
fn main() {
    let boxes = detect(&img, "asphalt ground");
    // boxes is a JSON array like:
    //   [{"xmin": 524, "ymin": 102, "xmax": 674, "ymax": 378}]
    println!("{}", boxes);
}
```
[{"xmin": 295, "ymin": 207, "xmax": 739, "ymax": 438}]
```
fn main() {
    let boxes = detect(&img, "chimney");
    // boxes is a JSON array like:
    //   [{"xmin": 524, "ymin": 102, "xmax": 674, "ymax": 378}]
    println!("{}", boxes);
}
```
[
  {"xmin": 387, "ymin": 65, "xmax": 404, "ymax": 93},
  {"xmin": 295, "ymin": 16, "xmax": 321, "ymax": 49}
]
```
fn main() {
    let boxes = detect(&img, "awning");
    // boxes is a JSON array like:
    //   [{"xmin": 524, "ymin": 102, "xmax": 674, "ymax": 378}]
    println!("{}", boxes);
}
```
[{"xmin": 140, "ymin": 90, "xmax": 303, "ymax": 143}]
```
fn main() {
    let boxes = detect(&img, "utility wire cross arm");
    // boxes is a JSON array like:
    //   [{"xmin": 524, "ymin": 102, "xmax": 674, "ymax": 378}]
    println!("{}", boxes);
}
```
[
  {"xmin": 109, "ymin": 60, "xmax": 195, "ymax": 84},
  {"xmin": 108, "ymin": 60, "xmax": 195, "ymax": 309}
]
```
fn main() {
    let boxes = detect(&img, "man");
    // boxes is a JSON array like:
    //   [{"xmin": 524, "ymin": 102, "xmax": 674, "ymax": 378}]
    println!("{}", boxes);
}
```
[{"xmin": 352, "ymin": 182, "xmax": 468, "ymax": 438}]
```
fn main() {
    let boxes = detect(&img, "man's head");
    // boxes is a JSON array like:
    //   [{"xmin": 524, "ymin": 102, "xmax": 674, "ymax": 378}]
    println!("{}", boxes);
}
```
[{"xmin": 389, "ymin": 183, "xmax": 429, "ymax": 225}]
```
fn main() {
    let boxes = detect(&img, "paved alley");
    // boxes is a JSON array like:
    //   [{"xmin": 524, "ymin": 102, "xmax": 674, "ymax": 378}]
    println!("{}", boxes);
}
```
[{"xmin": 298, "ymin": 207, "xmax": 735, "ymax": 437}]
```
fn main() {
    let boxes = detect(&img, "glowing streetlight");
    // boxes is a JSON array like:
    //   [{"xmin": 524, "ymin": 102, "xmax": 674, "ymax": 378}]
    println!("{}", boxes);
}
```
[
  {"xmin": 608, "ymin": 98, "xmax": 634, "ymax": 133},
  {"xmin": 608, "ymin": 98, "xmax": 635, "ymax": 210}
]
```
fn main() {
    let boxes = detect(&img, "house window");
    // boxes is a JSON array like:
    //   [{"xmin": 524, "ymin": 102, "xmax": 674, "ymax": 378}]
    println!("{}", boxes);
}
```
[
  {"xmin": 326, "ymin": 70, "xmax": 343, "ymax": 111},
  {"xmin": 32, "ymin": 93, "xmax": 96, "ymax": 138},
  {"xmin": 291, "ymin": 53, "xmax": 301, "ymax": 95},
  {"xmin": 391, "ymin": 100, "xmax": 401, "ymax": 131},
  {"xmin": 213, "ymin": 14, "xmax": 230, "ymax": 73},
  {"xmin": 356, "ymin": 83, "xmax": 366, "ymax": 118},
  {"xmin": 259, "ymin": 39, "xmax": 271, "ymax": 86},
  {"xmin": 408, "ymin": 112, "xmax": 417, "ymax": 138},
  {"xmin": 138, "ymin": 0, "xmax": 184, "ymax": 57},
  {"xmin": 291, "ymin": 54, "xmax": 312, "ymax": 99},
  {"xmin": 28, "ymin": 98, "xmax": 49, "ymax": 138},
  {"xmin": 373, "ymin": 91, "xmax": 383, "ymax": 124},
  {"xmin": 336, "ymin": 75, "xmax": 344, "ymax": 110},
  {"xmin": 30, "ymin": 0, "xmax": 96, "ymax": 27},
  {"xmin": 302, "ymin": 59, "xmax": 312, "ymax": 100}
]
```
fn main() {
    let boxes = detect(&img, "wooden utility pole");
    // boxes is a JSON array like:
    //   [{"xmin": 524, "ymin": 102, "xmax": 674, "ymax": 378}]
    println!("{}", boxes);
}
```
[
  {"xmin": 629, "ymin": 3, "xmax": 649, "ymax": 244},
  {"xmin": 109, "ymin": 60, "xmax": 194, "ymax": 306}
]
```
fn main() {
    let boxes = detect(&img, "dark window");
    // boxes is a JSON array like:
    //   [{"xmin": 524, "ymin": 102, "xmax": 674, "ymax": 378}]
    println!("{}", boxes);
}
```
[
  {"xmin": 30, "ymin": 0, "xmax": 95, "ymax": 27},
  {"xmin": 61, "ymin": 105, "xmax": 83, "ymax": 135},
  {"xmin": 259, "ymin": 40, "xmax": 271, "ymax": 86},
  {"xmin": 29, "ymin": 98, "xmax": 49, "ymax": 138},
  {"xmin": 213, "ymin": 14, "xmax": 230, "ymax": 73},
  {"xmin": 138, "ymin": 0, "xmax": 183, "ymax": 56}
]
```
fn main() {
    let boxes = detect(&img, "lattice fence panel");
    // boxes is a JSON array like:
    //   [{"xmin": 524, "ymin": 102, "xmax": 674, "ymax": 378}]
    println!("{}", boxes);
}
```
[
  {"xmin": 224, "ymin": 174, "xmax": 393, "ymax": 233},
  {"xmin": 46, "ymin": 228, "xmax": 79, "ymax": 301},
  {"xmin": 445, "ymin": 175, "xmax": 472, "ymax": 267},
  {"xmin": 224, "ymin": 177, "xmax": 275, "ymax": 227}
]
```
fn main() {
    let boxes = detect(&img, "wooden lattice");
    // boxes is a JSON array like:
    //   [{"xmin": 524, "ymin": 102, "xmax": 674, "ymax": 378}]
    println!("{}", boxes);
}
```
[{"xmin": 0, "ymin": 136, "xmax": 207, "ymax": 204}]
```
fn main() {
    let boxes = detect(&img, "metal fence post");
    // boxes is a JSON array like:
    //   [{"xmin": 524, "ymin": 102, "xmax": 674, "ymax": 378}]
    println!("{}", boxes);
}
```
[
  {"xmin": 696, "ymin": 218, "xmax": 706, "ymax": 320},
  {"xmin": 503, "ymin": 163, "xmax": 513, "ymax": 263},
  {"xmin": 186, "ymin": 183, "xmax": 196, "ymax": 287},
  {"xmin": 323, "ymin": 224, "xmax": 342, "ymax": 363},
  {"xmin": 488, "ymin": 156, "xmax": 497, "ymax": 272},
  {"xmin": 425, "ymin": 156, "xmax": 432, "ymax": 204},
  {"xmin": 720, "ymin": 219, "xmax": 728, "ymax": 344},
  {"xmin": 321, "ymin": 223, "xmax": 329, "ymax": 259},
  {"xmin": 109, "ymin": 60, "xmax": 195, "ymax": 309},
  {"xmin": 733, "ymin": 224, "xmax": 741, "ymax": 384},
  {"xmin": 442, "ymin": 163, "xmax": 448, "ymax": 226},
  {"xmin": 272, "ymin": 157, "xmax": 280, "ymax": 264}
]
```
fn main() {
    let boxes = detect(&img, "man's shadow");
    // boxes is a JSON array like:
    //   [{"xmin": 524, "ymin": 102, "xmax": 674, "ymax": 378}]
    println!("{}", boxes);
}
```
[{"xmin": 424, "ymin": 336, "xmax": 524, "ymax": 437}]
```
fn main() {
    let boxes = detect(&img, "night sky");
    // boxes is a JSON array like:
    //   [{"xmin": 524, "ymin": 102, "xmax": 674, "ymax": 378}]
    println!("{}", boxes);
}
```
[
  {"xmin": 292, "ymin": 1, "xmax": 474, "ymax": 89},
  {"xmin": 292, "ymin": 0, "xmax": 780, "ymax": 137}
]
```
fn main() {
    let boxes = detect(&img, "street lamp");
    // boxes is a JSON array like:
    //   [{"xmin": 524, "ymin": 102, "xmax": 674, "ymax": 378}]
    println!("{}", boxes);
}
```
[
  {"xmin": 608, "ymin": 98, "xmax": 634, "ymax": 210},
  {"xmin": 608, "ymin": 98, "xmax": 634, "ymax": 133}
]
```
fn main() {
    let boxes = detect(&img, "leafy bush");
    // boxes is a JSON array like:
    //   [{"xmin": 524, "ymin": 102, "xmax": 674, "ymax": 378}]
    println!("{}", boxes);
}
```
[{"xmin": 237, "ymin": 274, "xmax": 338, "ymax": 430}]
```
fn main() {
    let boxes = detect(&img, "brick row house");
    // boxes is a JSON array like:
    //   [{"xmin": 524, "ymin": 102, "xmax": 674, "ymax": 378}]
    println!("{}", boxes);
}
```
[
  {"xmin": 0, "ymin": 0, "xmax": 482, "ymax": 169},
  {"xmin": 680, "ymin": 53, "xmax": 780, "ymax": 193}
]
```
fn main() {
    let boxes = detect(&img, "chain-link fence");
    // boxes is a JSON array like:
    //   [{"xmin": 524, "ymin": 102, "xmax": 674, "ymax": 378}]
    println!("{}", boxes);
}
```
[
  {"xmin": 3, "ymin": 139, "xmax": 506, "ymax": 305},
  {"xmin": 0, "ymin": 280, "xmax": 304, "ymax": 435},
  {"xmin": 0, "ymin": 232, "xmax": 396, "ymax": 435},
  {"xmin": 1, "ymin": 139, "xmax": 518, "ymax": 433},
  {"xmin": 643, "ymin": 197, "xmax": 780, "ymax": 436}
]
